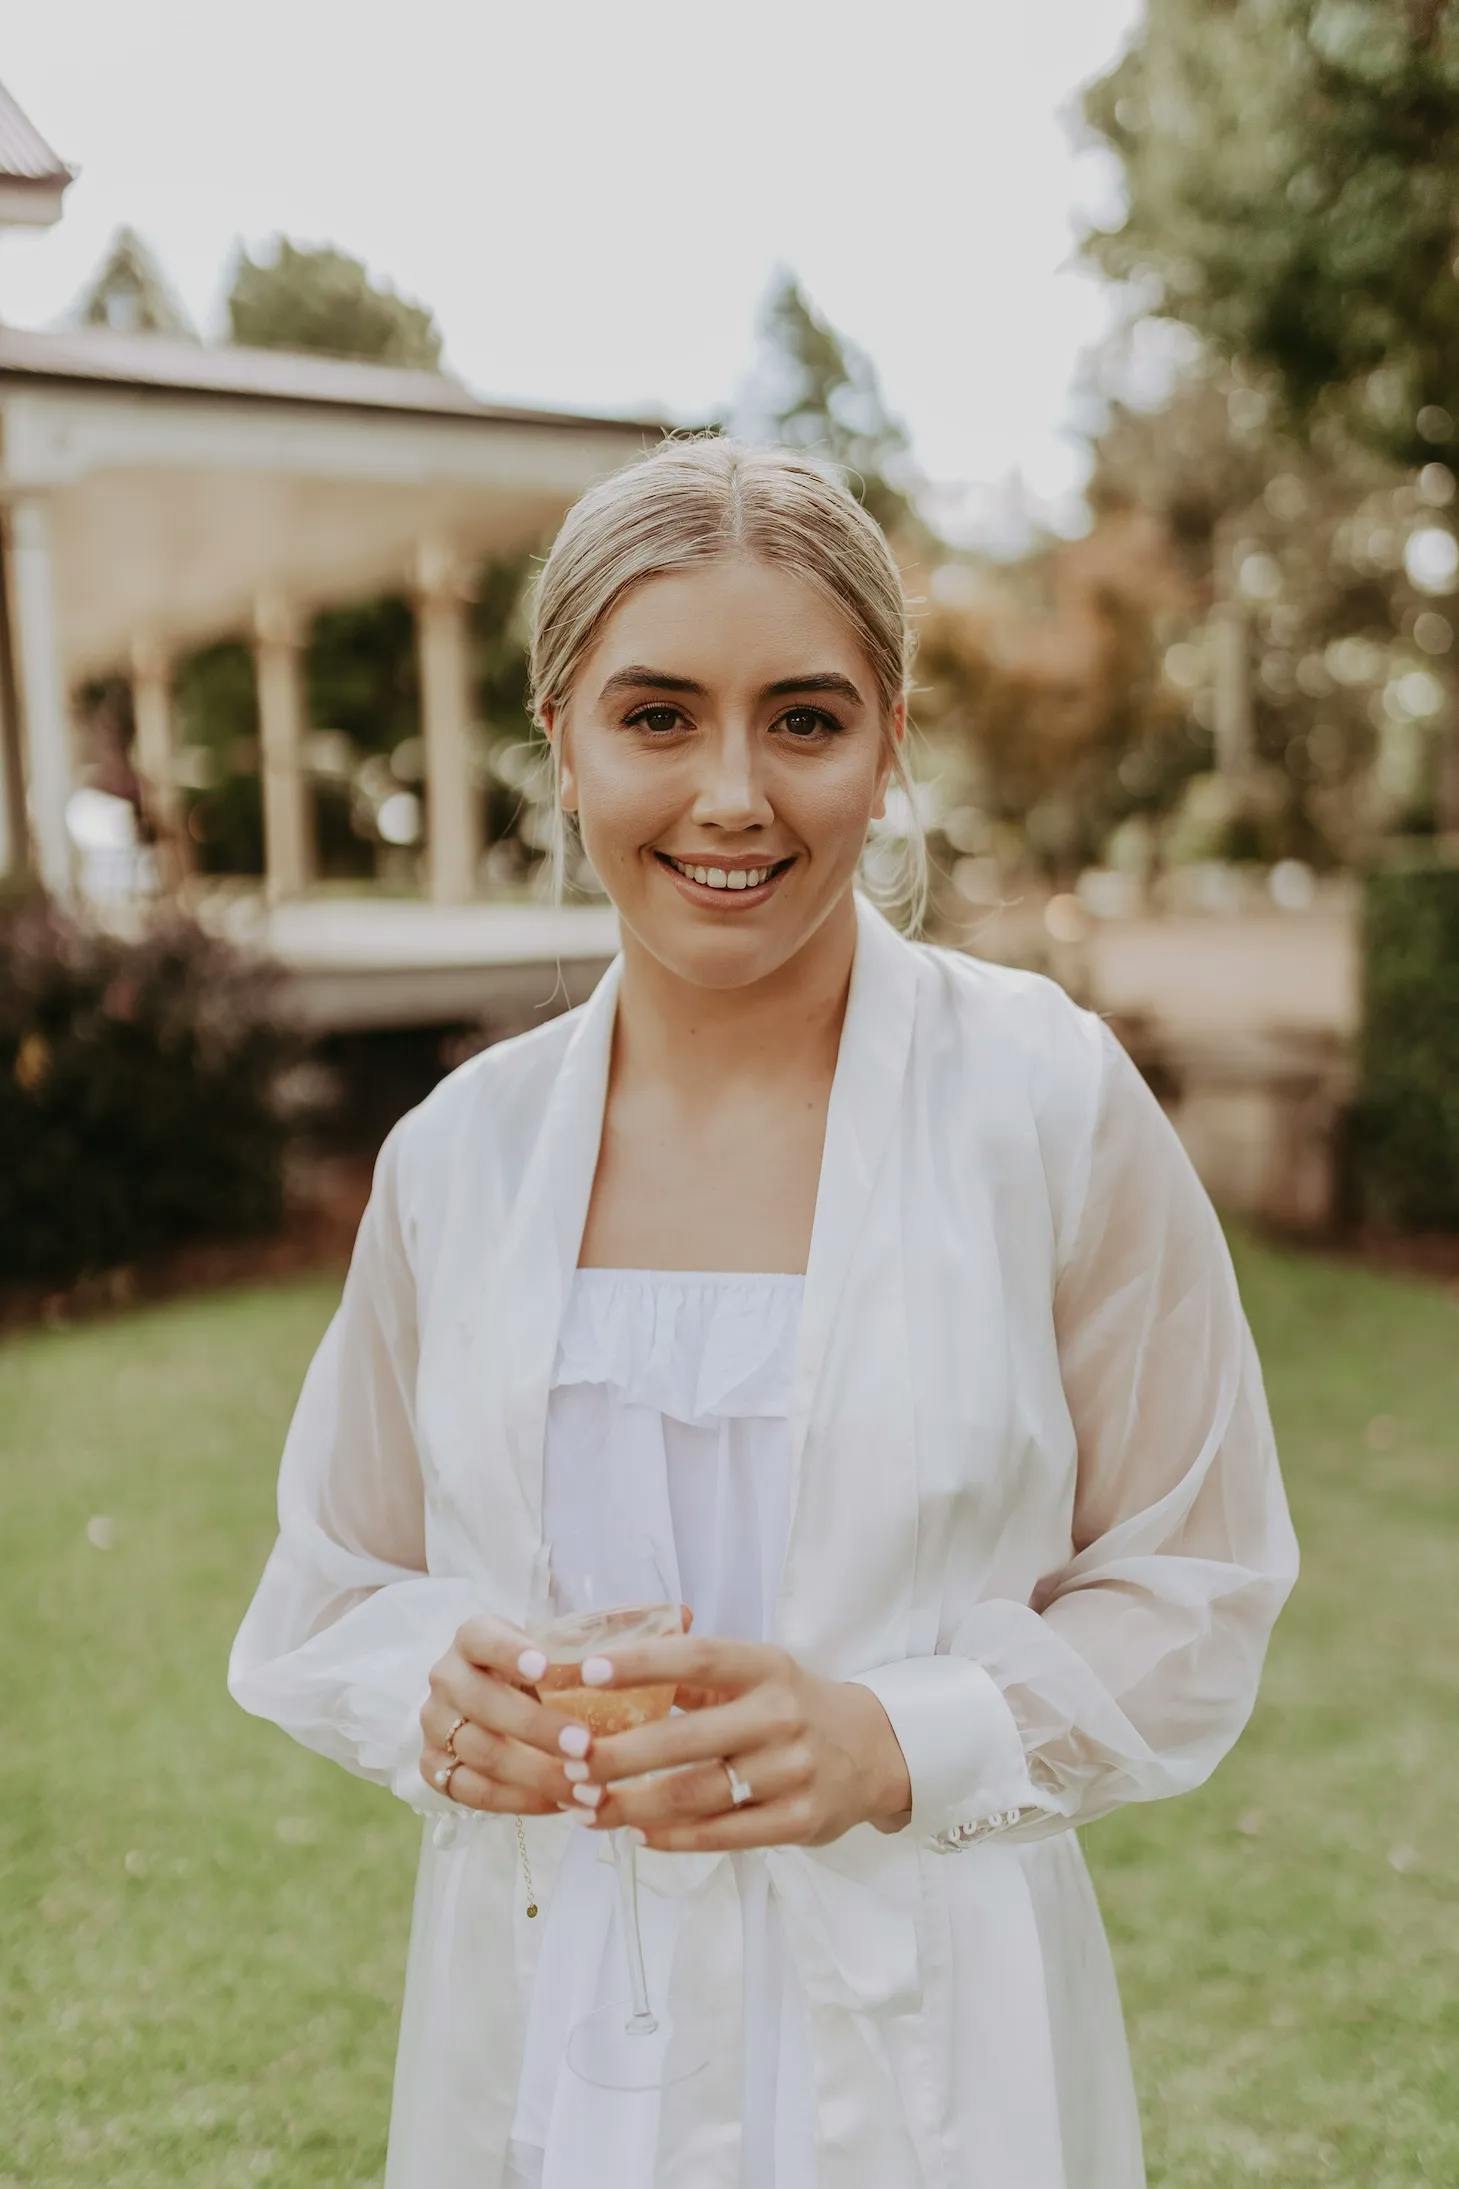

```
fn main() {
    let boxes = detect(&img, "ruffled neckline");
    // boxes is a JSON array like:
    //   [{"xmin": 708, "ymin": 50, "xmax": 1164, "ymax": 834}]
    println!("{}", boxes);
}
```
[{"xmin": 551, "ymin": 1265, "xmax": 804, "ymax": 1426}]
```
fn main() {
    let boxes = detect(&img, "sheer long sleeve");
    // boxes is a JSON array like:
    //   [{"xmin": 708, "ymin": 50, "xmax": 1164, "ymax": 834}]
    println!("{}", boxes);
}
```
[
  {"xmin": 227, "ymin": 1120, "xmax": 483, "ymax": 1819},
  {"xmin": 854, "ymin": 1012, "xmax": 1300, "ymax": 1851}
]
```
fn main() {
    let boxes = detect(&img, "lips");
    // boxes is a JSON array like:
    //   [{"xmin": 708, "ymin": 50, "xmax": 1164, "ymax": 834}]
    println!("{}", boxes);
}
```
[
  {"xmin": 657, "ymin": 854, "xmax": 793, "ymax": 877},
  {"xmin": 653, "ymin": 851, "xmax": 796, "ymax": 906}
]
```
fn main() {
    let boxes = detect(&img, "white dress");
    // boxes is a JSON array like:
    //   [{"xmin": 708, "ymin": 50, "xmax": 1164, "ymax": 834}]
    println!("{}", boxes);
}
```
[{"xmin": 504, "ymin": 1266, "xmax": 818, "ymax": 2189}]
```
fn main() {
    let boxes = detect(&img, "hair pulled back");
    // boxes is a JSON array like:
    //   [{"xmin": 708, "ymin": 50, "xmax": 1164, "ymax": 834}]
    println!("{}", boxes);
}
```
[{"xmin": 525, "ymin": 430, "xmax": 927, "ymax": 934}]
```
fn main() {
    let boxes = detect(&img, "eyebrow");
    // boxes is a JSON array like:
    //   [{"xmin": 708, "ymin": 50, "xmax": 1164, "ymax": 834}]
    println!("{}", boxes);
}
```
[{"xmin": 597, "ymin": 665, "xmax": 866, "ymax": 710}]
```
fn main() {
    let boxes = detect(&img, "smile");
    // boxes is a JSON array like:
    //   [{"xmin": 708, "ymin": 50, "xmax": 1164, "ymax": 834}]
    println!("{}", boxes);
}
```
[{"xmin": 653, "ymin": 851, "xmax": 795, "ymax": 905}]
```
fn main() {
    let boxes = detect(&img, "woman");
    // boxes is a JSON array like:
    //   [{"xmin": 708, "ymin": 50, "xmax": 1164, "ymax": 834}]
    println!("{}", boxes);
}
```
[{"xmin": 228, "ymin": 435, "xmax": 1300, "ymax": 2189}]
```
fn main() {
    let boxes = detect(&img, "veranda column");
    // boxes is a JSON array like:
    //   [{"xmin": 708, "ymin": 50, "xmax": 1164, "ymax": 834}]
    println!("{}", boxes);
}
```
[
  {"xmin": 1210, "ymin": 511, "xmax": 1254, "ymax": 777},
  {"xmin": 130, "ymin": 635, "xmax": 190, "ymax": 890},
  {"xmin": 252, "ymin": 590, "xmax": 311, "ymax": 904},
  {"xmin": 6, "ymin": 495, "xmax": 75, "ymax": 896},
  {"xmin": 414, "ymin": 542, "xmax": 480, "ymax": 905},
  {"xmin": 0, "ymin": 680, "xmax": 19, "ymax": 880}
]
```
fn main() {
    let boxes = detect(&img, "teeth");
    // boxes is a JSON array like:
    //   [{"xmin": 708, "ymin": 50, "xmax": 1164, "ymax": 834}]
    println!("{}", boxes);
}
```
[{"xmin": 666, "ymin": 857, "xmax": 782, "ymax": 891}]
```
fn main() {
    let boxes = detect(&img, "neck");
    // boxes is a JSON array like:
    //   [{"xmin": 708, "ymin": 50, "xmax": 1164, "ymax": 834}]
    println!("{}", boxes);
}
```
[{"xmin": 611, "ymin": 889, "xmax": 859, "ymax": 1111}]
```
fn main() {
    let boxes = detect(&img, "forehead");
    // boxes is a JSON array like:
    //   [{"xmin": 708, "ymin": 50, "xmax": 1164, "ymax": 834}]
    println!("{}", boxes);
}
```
[{"xmin": 586, "ymin": 556, "xmax": 868, "ymax": 687}]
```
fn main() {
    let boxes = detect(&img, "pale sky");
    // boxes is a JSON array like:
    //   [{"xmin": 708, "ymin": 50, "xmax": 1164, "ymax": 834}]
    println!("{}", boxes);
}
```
[{"xmin": 1, "ymin": 0, "xmax": 1154, "ymax": 552}]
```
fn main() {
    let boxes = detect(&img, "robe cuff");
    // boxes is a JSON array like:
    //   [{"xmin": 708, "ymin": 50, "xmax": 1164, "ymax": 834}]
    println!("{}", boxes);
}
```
[{"xmin": 849, "ymin": 1656, "xmax": 1048, "ymax": 1850}]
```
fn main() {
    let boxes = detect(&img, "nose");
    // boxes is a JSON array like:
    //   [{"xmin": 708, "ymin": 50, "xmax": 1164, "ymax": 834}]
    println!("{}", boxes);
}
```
[{"xmin": 687, "ymin": 723, "xmax": 776, "ymax": 832}]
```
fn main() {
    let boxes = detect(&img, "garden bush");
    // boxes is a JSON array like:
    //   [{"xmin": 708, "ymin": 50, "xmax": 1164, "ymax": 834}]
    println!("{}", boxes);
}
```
[
  {"xmin": 1, "ymin": 895, "xmax": 301, "ymax": 1288},
  {"xmin": 1351, "ymin": 854, "xmax": 1459, "ymax": 1233}
]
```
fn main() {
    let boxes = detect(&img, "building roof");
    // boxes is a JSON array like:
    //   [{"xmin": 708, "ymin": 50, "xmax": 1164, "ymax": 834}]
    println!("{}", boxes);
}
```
[
  {"xmin": 0, "ymin": 321, "xmax": 678, "ymax": 434},
  {"xmin": 0, "ymin": 78, "xmax": 72, "ymax": 186}
]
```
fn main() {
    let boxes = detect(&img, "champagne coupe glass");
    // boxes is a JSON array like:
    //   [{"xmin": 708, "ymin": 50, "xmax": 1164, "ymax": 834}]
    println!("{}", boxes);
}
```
[{"xmin": 526, "ymin": 1535, "xmax": 711, "ymax": 2091}]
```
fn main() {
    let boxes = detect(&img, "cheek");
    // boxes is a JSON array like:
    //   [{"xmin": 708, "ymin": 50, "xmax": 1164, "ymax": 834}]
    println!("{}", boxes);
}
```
[
  {"xmin": 573, "ymin": 755, "xmax": 677, "ymax": 848},
  {"xmin": 787, "ymin": 760, "xmax": 883, "ymax": 841}
]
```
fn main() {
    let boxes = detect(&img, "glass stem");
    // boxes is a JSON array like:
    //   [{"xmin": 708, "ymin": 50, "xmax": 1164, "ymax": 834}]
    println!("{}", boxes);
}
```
[{"xmin": 611, "ymin": 1828, "xmax": 658, "ymax": 2035}]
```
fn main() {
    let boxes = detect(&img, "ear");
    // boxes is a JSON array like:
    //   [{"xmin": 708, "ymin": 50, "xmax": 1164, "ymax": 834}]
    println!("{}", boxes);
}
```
[
  {"xmin": 541, "ymin": 698, "xmax": 577, "ymax": 814},
  {"xmin": 869, "ymin": 695, "xmax": 906, "ymax": 824}
]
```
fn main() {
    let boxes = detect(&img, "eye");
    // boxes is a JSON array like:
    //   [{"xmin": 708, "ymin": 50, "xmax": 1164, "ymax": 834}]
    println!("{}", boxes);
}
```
[
  {"xmin": 622, "ymin": 705, "xmax": 688, "ymax": 736},
  {"xmin": 776, "ymin": 707, "xmax": 843, "ymax": 741},
  {"xmin": 620, "ymin": 704, "xmax": 844, "ymax": 741}
]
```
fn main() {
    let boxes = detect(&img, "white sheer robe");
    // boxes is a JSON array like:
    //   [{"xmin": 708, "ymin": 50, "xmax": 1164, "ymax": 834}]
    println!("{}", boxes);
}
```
[{"xmin": 227, "ymin": 891, "xmax": 1300, "ymax": 2189}]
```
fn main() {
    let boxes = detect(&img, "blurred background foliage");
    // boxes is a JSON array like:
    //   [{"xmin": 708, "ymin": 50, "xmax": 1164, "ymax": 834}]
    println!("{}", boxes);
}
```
[
  {"xmin": 19, "ymin": 0, "xmax": 1459, "ymax": 1288},
  {"xmin": 62, "ymin": 5, "xmax": 1459, "ymax": 897},
  {"xmin": 1352, "ymin": 854, "xmax": 1459, "ymax": 1230},
  {"xmin": 1, "ymin": 896, "xmax": 298, "ymax": 1287}
]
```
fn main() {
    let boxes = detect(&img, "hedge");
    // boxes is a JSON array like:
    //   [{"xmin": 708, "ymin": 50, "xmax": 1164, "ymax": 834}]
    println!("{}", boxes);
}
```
[
  {"xmin": 1352, "ymin": 855, "xmax": 1459, "ymax": 1233},
  {"xmin": 1, "ymin": 895, "xmax": 300, "ymax": 1288}
]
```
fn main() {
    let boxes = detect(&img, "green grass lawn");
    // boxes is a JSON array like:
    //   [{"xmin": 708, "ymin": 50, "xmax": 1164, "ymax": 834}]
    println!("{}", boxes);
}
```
[{"xmin": 3, "ymin": 1232, "xmax": 1456, "ymax": 2187}]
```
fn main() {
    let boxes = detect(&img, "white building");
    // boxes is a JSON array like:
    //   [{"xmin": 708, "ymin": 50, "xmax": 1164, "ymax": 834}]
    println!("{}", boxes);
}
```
[{"xmin": 0, "ymin": 79, "xmax": 672, "ymax": 915}]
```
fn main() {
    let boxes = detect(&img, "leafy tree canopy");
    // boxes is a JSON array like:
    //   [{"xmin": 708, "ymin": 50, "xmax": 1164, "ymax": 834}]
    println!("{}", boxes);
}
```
[
  {"xmin": 730, "ymin": 264, "xmax": 939, "ymax": 553},
  {"xmin": 70, "ymin": 224, "xmax": 196, "ymax": 339},
  {"xmin": 225, "ymin": 237, "xmax": 444, "ymax": 369},
  {"xmin": 1079, "ymin": 0, "xmax": 1459, "ymax": 472}
]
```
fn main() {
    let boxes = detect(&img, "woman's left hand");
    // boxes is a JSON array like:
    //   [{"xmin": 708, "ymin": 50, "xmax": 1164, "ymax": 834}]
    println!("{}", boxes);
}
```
[{"xmin": 559, "ymin": 1636, "xmax": 913, "ymax": 1850}]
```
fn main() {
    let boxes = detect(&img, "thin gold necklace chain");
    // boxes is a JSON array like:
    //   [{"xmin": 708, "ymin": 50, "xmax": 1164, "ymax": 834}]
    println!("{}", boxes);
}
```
[{"xmin": 513, "ymin": 1814, "xmax": 539, "ymax": 1917}]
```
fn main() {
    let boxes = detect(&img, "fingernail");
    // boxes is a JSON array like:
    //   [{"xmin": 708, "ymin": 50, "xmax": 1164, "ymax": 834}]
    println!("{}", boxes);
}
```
[
  {"xmin": 626, "ymin": 1827, "xmax": 647, "ymax": 1846},
  {"xmin": 581, "ymin": 1655, "xmax": 613, "ymax": 1686},
  {"xmin": 517, "ymin": 1648, "xmax": 547, "ymax": 1681},
  {"xmin": 571, "ymin": 1782, "xmax": 603, "ymax": 1809},
  {"xmin": 558, "ymin": 1723, "xmax": 591, "ymax": 1758},
  {"xmin": 563, "ymin": 1759, "xmax": 590, "ymax": 1783},
  {"xmin": 564, "ymin": 1805, "xmax": 597, "ymax": 1826}
]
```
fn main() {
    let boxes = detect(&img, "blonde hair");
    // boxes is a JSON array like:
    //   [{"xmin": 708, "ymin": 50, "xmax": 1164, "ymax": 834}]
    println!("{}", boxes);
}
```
[{"xmin": 525, "ymin": 431, "xmax": 928, "ymax": 936}]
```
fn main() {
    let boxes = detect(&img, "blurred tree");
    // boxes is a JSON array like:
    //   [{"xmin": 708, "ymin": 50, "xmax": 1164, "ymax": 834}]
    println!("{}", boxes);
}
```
[
  {"xmin": 730, "ymin": 265, "xmax": 940, "ymax": 556},
  {"xmin": 173, "ymin": 639, "xmax": 263, "ymax": 875},
  {"xmin": 226, "ymin": 238, "xmax": 444, "ymax": 367},
  {"xmin": 69, "ymin": 224, "xmax": 197, "ymax": 338},
  {"xmin": 914, "ymin": 506, "xmax": 1196, "ymax": 880},
  {"xmin": 1079, "ymin": 0, "xmax": 1459, "ymax": 473},
  {"xmin": 1078, "ymin": 0, "xmax": 1459, "ymax": 822},
  {"xmin": 1078, "ymin": 345, "xmax": 1445, "ymax": 862},
  {"xmin": 305, "ymin": 594, "xmax": 420, "ymax": 758}
]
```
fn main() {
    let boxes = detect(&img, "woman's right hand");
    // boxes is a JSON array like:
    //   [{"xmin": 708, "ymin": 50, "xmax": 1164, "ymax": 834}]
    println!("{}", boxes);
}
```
[{"xmin": 418, "ymin": 1614, "xmax": 584, "ymax": 1816}]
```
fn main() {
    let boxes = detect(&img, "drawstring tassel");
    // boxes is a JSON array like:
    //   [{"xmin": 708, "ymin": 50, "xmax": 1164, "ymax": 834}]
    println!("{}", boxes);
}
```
[{"xmin": 514, "ymin": 1815, "xmax": 539, "ymax": 1916}]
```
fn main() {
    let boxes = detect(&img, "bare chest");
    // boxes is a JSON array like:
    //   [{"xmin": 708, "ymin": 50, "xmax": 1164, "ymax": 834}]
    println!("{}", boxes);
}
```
[{"xmin": 577, "ymin": 1090, "xmax": 830, "ymax": 1276}]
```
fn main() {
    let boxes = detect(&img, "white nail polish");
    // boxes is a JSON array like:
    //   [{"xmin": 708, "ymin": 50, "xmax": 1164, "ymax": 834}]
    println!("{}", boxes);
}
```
[
  {"xmin": 581, "ymin": 1655, "xmax": 613, "ymax": 1686},
  {"xmin": 563, "ymin": 1759, "xmax": 590, "ymax": 1783},
  {"xmin": 572, "ymin": 1782, "xmax": 603, "ymax": 1809},
  {"xmin": 558, "ymin": 1723, "xmax": 591, "ymax": 1759},
  {"xmin": 517, "ymin": 1647, "xmax": 548, "ymax": 1681}
]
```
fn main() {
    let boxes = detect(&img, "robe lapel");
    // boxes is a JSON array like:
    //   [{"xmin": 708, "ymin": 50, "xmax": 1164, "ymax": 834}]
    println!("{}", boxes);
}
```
[
  {"xmin": 483, "ymin": 945, "xmax": 625, "ymax": 1619},
  {"xmin": 477, "ymin": 886, "xmax": 922, "ymax": 1623},
  {"xmin": 469, "ymin": 890, "xmax": 928, "ymax": 2011},
  {"xmin": 772, "ymin": 888, "xmax": 922, "ymax": 1670}
]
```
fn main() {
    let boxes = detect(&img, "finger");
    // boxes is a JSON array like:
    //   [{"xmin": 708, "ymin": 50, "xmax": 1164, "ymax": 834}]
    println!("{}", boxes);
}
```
[
  {"xmin": 422, "ymin": 1697, "xmax": 578, "ymax": 1806},
  {"xmin": 592, "ymin": 1750, "xmax": 800, "ymax": 1833},
  {"xmin": 582, "ymin": 1634, "xmax": 778, "ymax": 1703},
  {"xmin": 419, "ymin": 1746, "xmax": 561, "ymax": 1817},
  {"xmin": 433, "ymin": 1655, "xmax": 592, "ymax": 1763},
  {"xmin": 632, "ymin": 1796, "xmax": 817, "ymax": 1854},
  {"xmin": 456, "ymin": 1613, "xmax": 544, "ymax": 1688},
  {"xmin": 587, "ymin": 1685, "xmax": 794, "ymax": 1786},
  {"xmin": 665, "ymin": 1682, "xmax": 721, "ymax": 1713}
]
